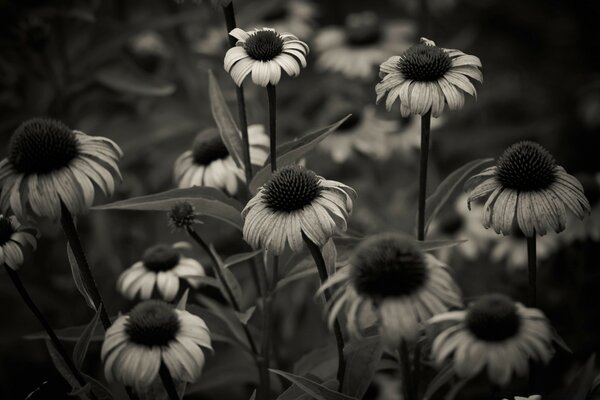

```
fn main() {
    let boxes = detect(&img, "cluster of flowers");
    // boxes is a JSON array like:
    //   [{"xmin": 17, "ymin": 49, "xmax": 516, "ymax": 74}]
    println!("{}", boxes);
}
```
[{"xmin": 0, "ymin": 1, "xmax": 595, "ymax": 399}]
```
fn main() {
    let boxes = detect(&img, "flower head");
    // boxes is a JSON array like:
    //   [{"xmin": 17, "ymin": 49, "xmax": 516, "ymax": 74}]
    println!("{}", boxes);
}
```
[
  {"xmin": 0, "ymin": 118, "xmax": 122, "ymax": 220},
  {"xmin": 168, "ymin": 202, "xmax": 200, "ymax": 231},
  {"xmin": 315, "ymin": 12, "xmax": 415, "ymax": 80},
  {"xmin": 0, "ymin": 214, "xmax": 37, "ymax": 270},
  {"xmin": 376, "ymin": 37, "xmax": 482, "ymax": 117},
  {"xmin": 466, "ymin": 141, "xmax": 591, "ymax": 237},
  {"xmin": 102, "ymin": 300, "xmax": 212, "ymax": 392},
  {"xmin": 117, "ymin": 243, "xmax": 205, "ymax": 301},
  {"xmin": 242, "ymin": 165, "xmax": 355, "ymax": 255},
  {"xmin": 323, "ymin": 233, "xmax": 462, "ymax": 347},
  {"xmin": 224, "ymin": 27, "xmax": 309, "ymax": 87},
  {"xmin": 430, "ymin": 294, "xmax": 553, "ymax": 386},
  {"xmin": 174, "ymin": 125, "xmax": 269, "ymax": 195}
]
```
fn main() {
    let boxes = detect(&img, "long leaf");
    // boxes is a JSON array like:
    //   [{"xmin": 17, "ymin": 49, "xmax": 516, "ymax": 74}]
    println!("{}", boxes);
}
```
[
  {"xmin": 73, "ymin": 305, "xmax": 103, "ymax": 369},
  {"xmin": 424, "ymin": 158, "xmax": 494, "ymax": 235},
  {"xmin": 26, "ymin": 322, "xmax": 105, "ymax": 342},
  {"xmin": 224, "ymin": 249, "xmax": 264, "ymax": 269},
  {"xmin": 414, "ymin": 239, "xmax": 467, "ymax": 252},
  {"xmin": 342, "ymin": 336, "xmax": 382, "ymax": 398},
  {"xmin": 192, "ymin": 297, "xmax": 251, "ymax": 352},
  {"xmin": 67, "ymin": 243, "xmax": 96, "ymax": 310},
  {"xmin": 208, "ymin": 244, "xmax": 243, "ymax": 309},
  {"xmin": 81, "ymin": 373, "xmax": 114, "ymax": 400},
  {"xmin": 45, "ymin": 340, "xmax": 91, "ymax": 400},
  {"xmin": 94, "ymin": 187, "xmax": 244, "ymax": 230},
  {"xmin": 270, "ymin": 369, "xmax": 358, "ymax": 400},
  {"xmin": 208, "ymin": 70, "xmax": 244, "ymax": 169},
  {"xmin": 249, "ymin": 116, "xmax": 351, "ymax": 193}
]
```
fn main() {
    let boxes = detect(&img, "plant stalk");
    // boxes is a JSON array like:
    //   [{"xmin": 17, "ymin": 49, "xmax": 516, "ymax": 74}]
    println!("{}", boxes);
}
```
[
  {"xmin": 527, "ymin": 235, "xmax": 537, "ymax": 307},
  {"xmin": 417, "ymin": 110, "xmax": 431, "ymax": 241}
]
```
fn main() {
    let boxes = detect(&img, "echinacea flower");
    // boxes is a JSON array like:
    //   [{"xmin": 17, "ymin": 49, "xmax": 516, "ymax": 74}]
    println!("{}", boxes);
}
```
[
  {"xmin": 256, "ymin": 0, "xmax": 317, "ymax": 40},
  {"xmin": 0, "ymin": 214, "xmax": 36, "ymax": 270},
  {"xmin": 376, "ymin": 37, "xmax": 482, "ymax": 117},
  {"xmin": 314, "ymin": 12, "xmax": 415, "ymax": 80},
  {"xmin": 224, "ymin": 27, "xmax": 309, "ymax": 87},
  {"xmin": 242, "ymin": 165, "xmax": 356, "ymax": 255},
  {"xmin": 117, "ymin": 243, "xmax": 205, "ymax": 301},
  {"xmin": 101, "ymin": 300, "xmax": 212, "ymax": 392},
  {"xmin": 318, "ymin": 106, "xmax": 397, "ymax": 163},
  {"xmin": 322, "ymin": 233, "xmax": 462, "ymax": 347},
  {"xmin": 0, "ymin": 118, "xmax": 122, "ymax": 220},
  {"xmin": 430, "ymin": 294, "xmax": 553, "ymax": 386},
  {"xmin": 168, "ymin": 202, "xmax": 201, "ymax": 231},
  {"xmin": 174, "ymin": 126, "xmax": 269, "ymax": 195},
  {"xmin": 466, "ymin": 141, "xmax": 591, "ymax": 237}
]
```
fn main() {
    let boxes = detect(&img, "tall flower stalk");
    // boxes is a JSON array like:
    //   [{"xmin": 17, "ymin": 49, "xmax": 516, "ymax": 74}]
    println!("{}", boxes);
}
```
[
  {"xmin": 527, "ymin": 235, "xmax": 537, "ymax": 306},
  {"xmin": 417, "ymin": 111, "xmax": 431, "ymax": 241}
]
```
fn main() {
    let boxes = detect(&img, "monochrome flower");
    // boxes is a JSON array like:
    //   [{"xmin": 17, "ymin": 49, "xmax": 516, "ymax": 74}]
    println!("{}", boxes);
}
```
[
  {"xmin": 242, "ymin": 165, "xmax": 356, "ymax": 255},
  {"xmin": 376, "ymin": 37, "xmax": 482, "ymax": 117},
  {"xmin": 0, "ymin": 215, "xmax": 36, "ymax": 270},
  {"xmin": 224, "ymin": 27, "xmax": 309, "ymax": 87},
  {"xmin": 315, "ymin": 12, "xmax": 415, "ymax": 80},
  {"xmin": 167, "ymin": 202, "xmax": 200, "ymax": 231},
  {"xmin": 101, "ymin": 300, "xmax": 212, "ymax": 391},
  {"xmin": 430, "ymin": 294, "xmax": 553, "ymax": 386},
  {"xmin": 322, "ymin": 233, "xmax": 462, "ymax": 347},
  {"xmin": 466, "ymin": 141, "xmax": 591, "ymax": 237},
  {"xmin": 174, "ymin": 126, "xmax": 269, "ymax": 195},
  {"xmin": 117, "ymin": 243, "xmax": 205, "ymax": 301},
  {"xmin": 0, "ymin": 118, "xmax": 122, "ymax": 220}
]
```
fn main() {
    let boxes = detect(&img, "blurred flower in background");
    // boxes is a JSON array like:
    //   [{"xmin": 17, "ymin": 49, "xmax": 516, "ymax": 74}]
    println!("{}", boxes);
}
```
[
  {"xmin": 0, "ymin": 215, "xmax": 36, "ymax": 270},
  {"xmin": 254, "ymin": 0, "xmax": 317, "ymax": 40},
  {"xmin": 174, "ymin": 126, "xmax": 269, "ymax": 195},
  {"xmin": 490, "ymin": 228, "xmax": 560, "ymax": 270},
  {"xmin": 315, "ymin": 12, "xmax": 415, "ymax": 80},
  {"xmin": 117, "ymin": 243, "xmax": 205, "ymax": 301}
]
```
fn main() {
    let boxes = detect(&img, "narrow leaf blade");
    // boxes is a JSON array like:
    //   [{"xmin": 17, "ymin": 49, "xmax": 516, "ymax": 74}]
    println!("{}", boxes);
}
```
[
  {"xmin": 67, "ymin": 244, "xmax": 96, "ymax": 310},
  {"xmin": 73, "ymin": 305, "xmax": 103, "ymax": 369}
]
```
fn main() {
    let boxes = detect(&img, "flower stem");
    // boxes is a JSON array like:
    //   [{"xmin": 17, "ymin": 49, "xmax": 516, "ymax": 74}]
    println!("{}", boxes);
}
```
[
  {"xmin": 417, "ymin": 110, "xmax": 431, "ymax": 241},
  {"xmin": 4, "ymin": 264, "xmax": 96, "ymax": 399},
  {"xmin": 399, "ymin": 340, "xmax": 414, "ymax": 400},
  {"xmin": 302, "ymin": 233, "xmax": 346, "ymax": 390},
  {"xmin": 60, "ymin": 203, "xmax": 111, "ymax": 330},
  {"xmin": 267, "ymin": 84, "xmax": 277, "ymax": 172},
  {"xmin": 159, "ymin": 362, "xmax": 180, "ymax": 400},
  {"xmin": 527, "ymin": 235, "xmax": 537, "ymax": 307}
]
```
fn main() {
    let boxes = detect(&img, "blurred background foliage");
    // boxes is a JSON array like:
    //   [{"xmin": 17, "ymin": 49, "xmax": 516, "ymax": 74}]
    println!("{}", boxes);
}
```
[{"xmin": 1, "ymin": 0, "xmax": 600, "ymax": 398}]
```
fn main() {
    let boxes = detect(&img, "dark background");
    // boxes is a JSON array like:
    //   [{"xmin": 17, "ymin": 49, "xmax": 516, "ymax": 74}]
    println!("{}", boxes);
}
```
[{"xmin": 1, "ymin": 0, "xmax": 600, "ymax": 399}]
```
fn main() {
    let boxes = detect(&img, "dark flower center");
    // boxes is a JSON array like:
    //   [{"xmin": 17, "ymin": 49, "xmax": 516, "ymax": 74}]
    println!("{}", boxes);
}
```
[
  {"xmin": 262, "ymin": 165, "xmax": 322, "ymax": 212},
  {"xmin": 438, "ymin": 213, "xmax": 464, "ymax": 235},
  {"xmin": 9, "ymin": 118, "xmax": 79, "ymax": 174},
  {"xmin": 192, "ymin": 129, "xmax": 229, "ymax": 166},
  {"xmin": 168, "ymin": 202, "xmax": 196, "ymax": 229},
  {"xmin": 336, "ymin": 113, "xmax": 362, "ymax": 134},
  {"xmin": 345, "ymin": 13, "xmax": 382, "ymax": 46},
  {"xmin": 399, "ymin": 44, "xmax": 452, "ymax": 82},
  {"xmin": 466, "ymin": 294, "xmax": 521, "ymax": 342},
  {"xmin": 0, "ymin": 217, "xmax": 15, "ymax": 246},
  {"xmin": 125, "ymin": 300, "xmax": 181, "ymax": 347},
  {"xmin": 244, "ymin": 30, "xmax": 284, "ymax": 61},
  {"xmin": 351, "ymin": 233, "xmax": 429, "ymax": 299},
  {"xmin": 495, "ymin": 141, "xmax": 557, "ymax": 191},
  {"xmin": 142, "ymin": 244, "xmax": 180, "ymax": 272}
]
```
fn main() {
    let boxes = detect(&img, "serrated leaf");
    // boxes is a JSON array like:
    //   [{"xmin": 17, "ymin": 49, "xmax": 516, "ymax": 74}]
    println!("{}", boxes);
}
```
[
  {"xmin": 208, "ymin": 244, "xmax": 243, "ymax": 309},
  {"xmin": 67, "ymin": 243, "xmax": 96, "ymax": 310},
  {"xmin": 424, "ymin": 158, "xmax": 494, "ymax": 235},
  {"xmin": 96, "ymin": 64, "xmax": 175, "ymax": 96},
  {"xmin": 94, "ymin": 186, "xmax": 244, "ymax": 230},
  {"xmin": 45, "ymin": 340, "xmax": 91, "ymax": 400},
  {"xmin": 414, "ymin": 239, "xmax": 467, "ymax": 252},
  {"xmin": 342, "ymin": 335, "xmax": 382, "ymax": 398},
  {"xmin": 270, "ymin": 370, "xmax": 358, "ymax": 400},
  {"xmin": 249, "ymin": 116, "xmax": 351, "ymax": 193},
  {"xmin": 208, "ymin": 70, "xmax": 244, "ymax": 169},
  {"xmin": 224, "ymin": 250, "xmax": 264, "ymax": 269},
  {"xmin": 73, "ymin": 305, "xmax": 103, "ymax": 369}
]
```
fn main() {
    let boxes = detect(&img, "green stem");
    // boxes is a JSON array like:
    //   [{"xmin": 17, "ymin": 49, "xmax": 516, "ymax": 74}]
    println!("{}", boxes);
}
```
[
  {"xmin": 399, "ymin": 340, "xmax": 414, "ymax": 400},
  {"xmin": 417, "ymin": 111, "xmax": 431, "ymax": 241},
  {"xmin": 59, "ymin": 203, "xmax": 111, "ymax": 330},
  {"xmin": 527, "ymin": 235, "xmax": 537, "ymax": 307},
  {"xmin": 159, "ymin": 363, "xmax": 180, "ymax": 400},
  {"xmin": 4, "ymin": 264, "xmax": 96, "ymax": 399},
  {"xmin": 302, "ymin": 234, "xmax": 346, "ymax": 390},
  {"xmin": 267, "ymin": 84, "xmax": 277, "ymax": 173}
]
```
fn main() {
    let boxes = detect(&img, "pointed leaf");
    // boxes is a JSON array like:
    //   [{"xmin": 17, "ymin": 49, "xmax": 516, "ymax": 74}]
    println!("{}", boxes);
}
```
[
  {"xmin": 250, "ymin": 116, "xmax": 351, "ymax": 193},
  {"xmin": 236, "ymin": 306, "xmax": 256, "ymax": 325},
  {"xmin": 551, "ymin": 326, "xmax": 573, "ymax": 354},
  {"xmin": 424, "ymin": 158, "xmax": 494, "ymax": 234},
  {"xmin": 342, "ymin": 335, "xmax": 382, "ymax": 398},
  {"xmin": 275, "ymin": 269, "xmax": 318, "ymax": 293},
  {"xmin": 73, "ymin": 305, "xmax": 103, "ymax": 369},
  {"xmin": 94, "ymin": 187, "xmax": 244, "ymax": 230},
  {"xmin": 270, "ymin": 369, "xmax": 358, "ymax": 400},
  {"xmin": 67, "ymin": 243, "xmax": 96, "ymax": 310},
  {"xmin": 26, "ymin": 321, "xmax": 105, "ymax": 342},
  {"xmin": 45, "ymin": 340, "xmax": 91, "ymax": 400},
  {"xmin": 224, "ymin": 250, "xmax": 264, "ymax": 269},
  {"xmin": 208, "ymin": 70, "xmax": 244, "ymax": 169},
  {"xmin": 208, "ymin": 244, "xmax": 243, "ymax": 309},
  {"xmin": 177, "ymin": 289, "xmax": 190, "ymax": 310},
  {"xmin": 96, "ymin": 64, "xmax": 175, "ymax": 96}
]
